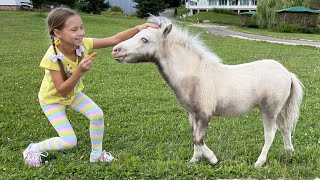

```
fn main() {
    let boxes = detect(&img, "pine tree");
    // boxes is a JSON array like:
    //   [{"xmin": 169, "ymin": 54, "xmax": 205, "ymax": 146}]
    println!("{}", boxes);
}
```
[{"xmin": 133, "ymin": 0, "xmax": 166, "ymax": 18}]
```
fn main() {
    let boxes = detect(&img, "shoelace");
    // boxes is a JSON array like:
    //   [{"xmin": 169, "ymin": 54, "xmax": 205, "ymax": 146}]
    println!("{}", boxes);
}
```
[
  {"xmin": 25, "ymin": 151, "xmax": 48, "ymax": 165},
  {"xmin": 100, "ymin": 150, "xmax": 114, "ymax": 162}
]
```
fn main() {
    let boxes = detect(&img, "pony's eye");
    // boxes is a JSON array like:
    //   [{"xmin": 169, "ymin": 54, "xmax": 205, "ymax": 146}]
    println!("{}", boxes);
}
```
[{"xmin": 141, "ymin": 37, "xmax": 148, "ymax": 43}]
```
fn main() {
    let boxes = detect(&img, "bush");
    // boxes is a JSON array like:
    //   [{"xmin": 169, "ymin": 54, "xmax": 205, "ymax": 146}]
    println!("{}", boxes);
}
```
[
  {"xmin": 273, "ymin": 23, "xmax": 303, "ymax": 33},
  {"xmin": 133, "ymin": 0, "xmax": 165, "ymax": 18},
  {"xmin": 242, "ymin": 15, "xmax": 258, "ymax": 28},
  {"xmin": 110, "ymin": 6, "xmax": 123, "ymax": 13},
  {"xmin": 272, "ymin": 23, "xmax": 320, "ymax": 33},
  {"xmin": 210, "ymin": 8, "xmax": 236, "ymax": 15}
]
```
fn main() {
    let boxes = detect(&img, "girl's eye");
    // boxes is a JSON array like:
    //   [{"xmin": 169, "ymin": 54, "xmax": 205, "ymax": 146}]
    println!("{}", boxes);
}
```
[{"xmin": 141, "ymin": 38, "xmax": 148, "ymax": 43}]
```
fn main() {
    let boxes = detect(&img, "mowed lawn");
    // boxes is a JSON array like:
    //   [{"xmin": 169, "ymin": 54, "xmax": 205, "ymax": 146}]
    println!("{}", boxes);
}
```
[{"xmin": 0, "ymin": 10, "xmax": 319, "ymax": 179}]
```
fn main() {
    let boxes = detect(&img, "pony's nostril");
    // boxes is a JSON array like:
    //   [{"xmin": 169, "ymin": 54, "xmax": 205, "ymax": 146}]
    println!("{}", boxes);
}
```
[{"xmin": 113, "ymin": 47, "xmax": 121, "ymax": 53}]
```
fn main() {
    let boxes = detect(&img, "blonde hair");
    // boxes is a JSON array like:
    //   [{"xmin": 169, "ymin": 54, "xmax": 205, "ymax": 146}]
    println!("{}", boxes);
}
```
[
  {"xmin": 46, "ymin": 7, "xmax": 82, "ymax": 80},
  {"xmin": 47, "ymin": 7, "xmax": 78, "ymax": 37}
]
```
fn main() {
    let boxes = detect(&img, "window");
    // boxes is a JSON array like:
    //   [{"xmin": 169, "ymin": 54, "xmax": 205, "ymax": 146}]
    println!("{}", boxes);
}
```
[
  {"xmin": 240, "ymin": 0, "xmax": 249, "ymax": 5},
  {"xmin": 251, "ymin": 0, "xmax": 257, "ymax": 5},
  {"xmin": 219, "ymin": 0, "xmax": 227, "ymax": 5},
  {"xmin": 208, "ymin": 0, "xmax": 218, "ymax": 6},
  {"xmin": 230, "ymin": 0, "xmax": 238, "ymax": 5}
]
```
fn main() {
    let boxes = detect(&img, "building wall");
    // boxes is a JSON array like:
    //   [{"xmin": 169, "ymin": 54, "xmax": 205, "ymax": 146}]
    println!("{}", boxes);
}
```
[
  {"xmin": 0, "ymin": 0, "xmax": 32, "ymax": 10},
  {"xmin": 107, "ymin": 0, "xmax": 136, "ymax": 15}
]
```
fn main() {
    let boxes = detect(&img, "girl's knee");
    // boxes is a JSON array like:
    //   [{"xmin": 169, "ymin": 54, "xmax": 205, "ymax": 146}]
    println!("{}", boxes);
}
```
[
  {"xmin": 61, "ymin": 135, "xmax": 77, "ymax": 149},
  {"xmin": 88, "ymin": 107, "xmax": 104, "ymax": 120}
]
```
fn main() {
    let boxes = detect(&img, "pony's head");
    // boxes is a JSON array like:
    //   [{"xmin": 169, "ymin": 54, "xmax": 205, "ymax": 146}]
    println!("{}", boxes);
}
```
[{"xmin": 112, "ymin": 16, "xmax": 173, "ymax": 63}]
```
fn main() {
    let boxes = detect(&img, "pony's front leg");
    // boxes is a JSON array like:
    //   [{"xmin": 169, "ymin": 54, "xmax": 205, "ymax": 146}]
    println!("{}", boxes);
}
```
[
  {"xmin": 190, "ymin": 112, "xmax": 218, "ymax": 165},
  {"xmin": 188, "ymin": 113, "xmax": 203, "ymax": 163},
  {"xmin": 189, "ymin": 145, "xmax": 202, "ymax": 163}
]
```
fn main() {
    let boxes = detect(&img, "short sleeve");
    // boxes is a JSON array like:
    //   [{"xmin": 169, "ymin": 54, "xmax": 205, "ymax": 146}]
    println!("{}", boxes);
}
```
[
  {"xmin": 82, "ymin": 38, "xmax": 94, "ymax": 53},
  {"xmin": 39, "ymin": 47, "xmax": 60, "ymax": 71}
]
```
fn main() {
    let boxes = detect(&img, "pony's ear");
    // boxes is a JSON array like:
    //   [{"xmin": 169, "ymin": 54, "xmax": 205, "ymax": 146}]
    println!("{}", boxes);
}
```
[{"xmin": 163, "ymin": 24, "xmax": 172, "ymax": 38}]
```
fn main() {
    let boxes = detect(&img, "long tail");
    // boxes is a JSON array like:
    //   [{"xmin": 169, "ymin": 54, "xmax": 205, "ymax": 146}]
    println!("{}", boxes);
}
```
[{"xmin": 281, "ymin": 73, "xmax": 304, "ymax": 132}]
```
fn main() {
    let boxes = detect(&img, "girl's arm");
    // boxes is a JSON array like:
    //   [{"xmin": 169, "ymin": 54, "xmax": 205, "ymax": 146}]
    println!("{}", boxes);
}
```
[
  {"xmin": 93, "ymin": 23, "xmax": 159, "ymax": 49},
  {"xmin": 51, "ymin": 55, "xmax": 93, "ymax": 98}
]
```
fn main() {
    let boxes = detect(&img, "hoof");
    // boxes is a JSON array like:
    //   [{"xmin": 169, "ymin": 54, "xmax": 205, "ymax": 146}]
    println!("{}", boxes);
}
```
[
  {"xmin": 209, "ymin": 157, "xmax": 218, "ymax": 165},
  {"xmin": 189, "ymin": 157, "xmax": 201, "ymax": 163},
  {"xmin": 254, "ymin": 160, "xmax": 265, "ymax": 167}
]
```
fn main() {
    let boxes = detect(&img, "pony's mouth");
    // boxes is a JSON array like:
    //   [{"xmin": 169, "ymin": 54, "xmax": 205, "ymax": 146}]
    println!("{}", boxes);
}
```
[{"xmin": 114, "ymin": 54, "xmax": 126, "ymax": 62}]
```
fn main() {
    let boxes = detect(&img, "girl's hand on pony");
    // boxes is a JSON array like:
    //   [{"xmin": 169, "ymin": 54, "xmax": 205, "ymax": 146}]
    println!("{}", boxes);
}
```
[{"xmin": 138, "ymin": 23, "xmax": 159, "ymax": 31}]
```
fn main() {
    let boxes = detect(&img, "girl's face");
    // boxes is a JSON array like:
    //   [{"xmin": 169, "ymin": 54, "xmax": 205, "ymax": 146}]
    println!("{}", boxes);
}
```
[{"xmin": 57, "ymin": 15, "xmax": 85, "ymax": 48}]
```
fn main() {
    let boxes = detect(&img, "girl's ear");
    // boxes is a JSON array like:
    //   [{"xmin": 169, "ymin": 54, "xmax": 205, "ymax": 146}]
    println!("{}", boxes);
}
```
[{"xmin": 53, "ymin": 29, "xmax": 61, "ymax": 38}]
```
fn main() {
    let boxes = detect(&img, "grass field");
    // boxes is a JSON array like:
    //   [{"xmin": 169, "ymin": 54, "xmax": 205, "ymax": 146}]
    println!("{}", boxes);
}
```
[{"xmin": 0, "ymin": 10, "xmax": 319, "ymax": 179}]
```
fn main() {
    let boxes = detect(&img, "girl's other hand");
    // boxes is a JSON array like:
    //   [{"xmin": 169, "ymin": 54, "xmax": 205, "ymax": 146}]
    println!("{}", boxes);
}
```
[
  {"xmin": 78, "ymin": 55, "xmax": 93, "ymax": 73},
  {"xmin": 138, "ymin": 23, "xmax": 159, "ymax": 31}
]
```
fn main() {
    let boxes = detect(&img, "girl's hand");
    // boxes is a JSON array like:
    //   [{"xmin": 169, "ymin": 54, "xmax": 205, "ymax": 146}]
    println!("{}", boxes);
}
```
[
  {"xmin": 138, "ymin": 23, "xmax": 159, "ymax": 31},
  {"xmin": 78, "ymin": 55, "xmax": 93, "ymax": 73}
]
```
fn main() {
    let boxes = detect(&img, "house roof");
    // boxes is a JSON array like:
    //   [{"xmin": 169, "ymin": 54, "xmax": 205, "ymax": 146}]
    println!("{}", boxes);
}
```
[{"xmin": 276, "ymin": 6, "xmax": 320, "ymax": 14}]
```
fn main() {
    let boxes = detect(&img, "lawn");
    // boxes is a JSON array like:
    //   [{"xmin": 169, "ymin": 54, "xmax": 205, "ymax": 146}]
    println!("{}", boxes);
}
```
[{"xmin": 0, "ymin": 10, "xmax": 319, "ymax": 179}]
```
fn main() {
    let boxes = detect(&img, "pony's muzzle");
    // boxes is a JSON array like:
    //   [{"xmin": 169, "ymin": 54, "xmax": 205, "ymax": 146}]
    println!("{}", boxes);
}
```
[
  {"xmin": 112, "ymin": 46, "xmax": 121, "ymax": 56},
  {"xmin": 112, "ymin": 46, "xmax": 126, "ymax": 62}
]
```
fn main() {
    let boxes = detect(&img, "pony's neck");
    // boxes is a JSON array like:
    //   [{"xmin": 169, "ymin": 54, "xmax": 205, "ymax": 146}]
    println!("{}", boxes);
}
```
[{"xmin": 155, "ymin": 44, "xmax": 206, "ymax": 88}]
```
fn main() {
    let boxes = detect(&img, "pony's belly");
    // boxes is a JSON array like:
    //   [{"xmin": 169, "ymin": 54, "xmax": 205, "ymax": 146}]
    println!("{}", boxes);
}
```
[{"xmin": 213, "ymin": 104, "xmax": 256, "ymax": 117}]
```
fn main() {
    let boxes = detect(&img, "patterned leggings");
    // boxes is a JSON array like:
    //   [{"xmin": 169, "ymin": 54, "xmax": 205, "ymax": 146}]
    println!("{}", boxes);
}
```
[{"xmin": 33, "ymin": 92, "xmax": 104, "ymax": 157}]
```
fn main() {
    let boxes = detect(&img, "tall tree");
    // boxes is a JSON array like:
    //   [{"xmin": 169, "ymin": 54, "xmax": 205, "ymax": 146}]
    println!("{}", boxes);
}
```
[
  {"xmin": 133, "ymin": 0, "xmax": 166, "ymax": 18},
  {"xmin": 256, "ymin": 0, "xmax": 307, "ymax": 29},
  {"xmin": 77, "ymin": 0, "xmax": 110, "ymax": 14},
  {"xmin": 32, "ymin": 0, "xmax": 77, "ymax": 8}
]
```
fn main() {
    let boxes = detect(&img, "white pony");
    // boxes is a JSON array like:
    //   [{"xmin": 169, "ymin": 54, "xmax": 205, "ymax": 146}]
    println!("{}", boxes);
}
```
[{"xmin": 112, "ymin": 16, "xmax": 303, "ymax": 166}]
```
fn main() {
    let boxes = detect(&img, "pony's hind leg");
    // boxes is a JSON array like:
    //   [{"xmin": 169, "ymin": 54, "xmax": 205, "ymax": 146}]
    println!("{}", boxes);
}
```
[
  {"xmin": 276, "ymin": 113, "xmax": 294, "ymax": 153},
  {"xmin": 255, "ymin": 112, "xmax": 278, "ymax": 167},
  {"xmin": 189, "ymin": 112, "xmax": 218, "ymax": 165}
]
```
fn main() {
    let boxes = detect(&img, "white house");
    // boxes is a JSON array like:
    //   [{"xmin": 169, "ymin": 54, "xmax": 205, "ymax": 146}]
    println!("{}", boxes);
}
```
[
  {"xmin": 107, "ymin": 0, "xmax": 136, "ymax": 15},
  {"xmin": 0, "ymin": 0, "xmax": 33, "ymax": 10},
  {"xmin": 185, "ymin": 0, "xmax": 258, "ymax": 14}
]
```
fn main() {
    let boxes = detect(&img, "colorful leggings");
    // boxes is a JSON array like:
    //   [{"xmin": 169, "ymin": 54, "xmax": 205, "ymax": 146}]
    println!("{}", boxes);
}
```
[{"xmin": 33, "ymin": 92, "xmax": 104, "ymax": 157}]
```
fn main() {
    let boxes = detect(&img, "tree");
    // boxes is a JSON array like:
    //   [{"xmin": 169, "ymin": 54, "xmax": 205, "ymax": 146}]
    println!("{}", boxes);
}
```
[
  {"xmin": 32, "ymin": 0, "xmax": 78, "ymax": 8},
  {"xmin": 164, "ymin": 0, "xmax": 181, "ymax": 7},
  {"xmin": 256, "ymin": 0, "xmax": 307, "ymax": 29},
  {"xmin": 133, "ymin": 0, "xmax": 166, "ymax": 18},
  {"xmin": 305, "ymin": 0, "xmax": 320, "ymax": 9},
  {"xmin": 77, "ymin": 0, "xmax": 110, "ymax": 14}
]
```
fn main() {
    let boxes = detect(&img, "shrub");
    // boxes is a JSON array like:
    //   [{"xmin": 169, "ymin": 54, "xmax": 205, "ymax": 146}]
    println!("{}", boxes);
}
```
[{"xmin": 110, "ymin": 6, "xmax": 123, "ymax": 13}]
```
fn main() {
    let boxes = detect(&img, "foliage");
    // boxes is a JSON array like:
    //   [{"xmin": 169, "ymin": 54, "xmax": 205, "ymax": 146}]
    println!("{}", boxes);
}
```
[
  {"xmin": 32, "ymin": 0, "xmax": 78, "ymax": 8},
  {"xmin": 133, "ymin": 0, "xmax": 165, "ymax": 18},
  {"xmin": 180, "ymin": 11, "xmax": 241, "ymax": 25},
  {"xmin": 0, "ymin": 10, "xmax": 319, "ymax": 179},
  {"xmin": 210, "ymin": 8, "xmax": 236, "ymax": 15},
  {"xmin": 304, "ymin": 0, "xmax": 320, "ymax": 9},
  {"xmin": 110, "ymin": 6, "xmax": 123, "ymax": 13},
  {"xmin": 77, "ymin": 0, "xmax": 110, "ymax": 14},
  {"xmin": 165, "ymin": 0, "xmax": 181, "ymax": 7},
  {"xmin": 241, "ymin": 14, "xmax": 259, "ymax": 28},
  {"xmin": 175, "ymin": 6, "xmax": 189, "ymax": 16},
  {"xmin": 256, "ymin": 0, "xmax": 309, "ymax": 29}
]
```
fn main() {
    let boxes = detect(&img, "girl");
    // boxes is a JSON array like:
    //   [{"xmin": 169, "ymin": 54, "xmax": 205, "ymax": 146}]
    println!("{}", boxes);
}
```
[{"xmin": 23, "ymin": 7, "xmax": 158, "ymax": 167}]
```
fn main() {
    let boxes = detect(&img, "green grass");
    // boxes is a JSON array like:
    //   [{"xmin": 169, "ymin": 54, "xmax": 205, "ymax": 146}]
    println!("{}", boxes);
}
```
[
  {"xmin": 0, "ymin": 10, "xmax": 320, "ymax": 179},
  {"xmin": 180, "ymin": 10, "xmax": 241, "ymax": 25},
  {"xmin": 231, "ymin": 25, "xmax": 320, "ymax": 41}
]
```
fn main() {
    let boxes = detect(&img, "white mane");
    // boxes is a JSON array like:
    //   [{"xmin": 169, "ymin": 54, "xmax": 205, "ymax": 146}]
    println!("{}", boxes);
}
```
[{"xmin": 148, "ymin": 16, "xmax": 222, "ymax": 64}]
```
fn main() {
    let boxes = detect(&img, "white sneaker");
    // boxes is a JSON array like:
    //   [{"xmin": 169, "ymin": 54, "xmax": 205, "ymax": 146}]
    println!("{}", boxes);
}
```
[
  {"xmin": 90, "ymin": 150, "xmax": 114, "ymax": 163},
  {"xmin": 23, "ymin": 143, "xmax": 48, "ymax": 167}
]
